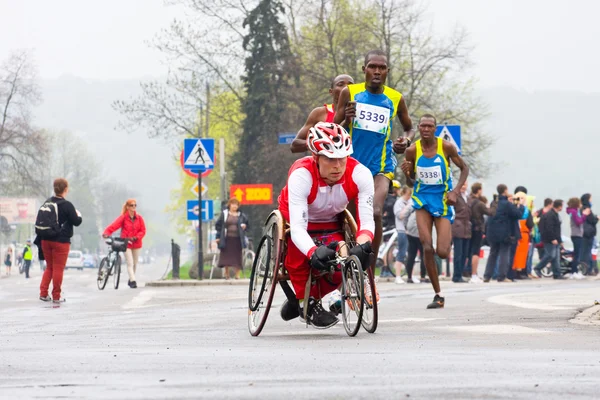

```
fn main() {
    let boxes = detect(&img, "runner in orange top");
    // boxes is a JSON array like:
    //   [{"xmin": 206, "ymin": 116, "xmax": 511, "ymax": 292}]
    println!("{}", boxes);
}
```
[{"xmin": 290, "ymin": 74, "xmax": 354, "ymax": 153}]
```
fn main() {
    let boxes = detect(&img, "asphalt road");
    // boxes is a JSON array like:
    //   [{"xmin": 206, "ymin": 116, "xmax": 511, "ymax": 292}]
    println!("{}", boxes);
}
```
[{"xmin": 1, "ymin": 260, "xmax": 599, "ymax": 400}]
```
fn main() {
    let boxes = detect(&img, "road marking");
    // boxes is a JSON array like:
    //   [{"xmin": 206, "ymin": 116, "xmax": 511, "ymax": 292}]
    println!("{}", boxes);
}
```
[
  {"xmin": 122, "ymin": 290, "xmax": 156, "ymax": 310},
  {"xmin": 442, "ymin": 324, "xmax": 549, "ymax": 334},
  {"xmin": 487, "ymin": 293, "xmax": 571, "ymax": 311},
  {"xmin": 378, "ymin": 318, "xmax": 445, "ymax": 323}
]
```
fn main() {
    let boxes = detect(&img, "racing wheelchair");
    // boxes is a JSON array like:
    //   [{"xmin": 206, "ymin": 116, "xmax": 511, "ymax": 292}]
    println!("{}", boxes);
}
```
[{"xmin": 248, "ymin": 209, "xmax": 378, "ymax": 337}]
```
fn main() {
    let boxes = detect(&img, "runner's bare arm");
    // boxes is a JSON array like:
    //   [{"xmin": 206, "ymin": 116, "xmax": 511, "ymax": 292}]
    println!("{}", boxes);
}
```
[
  {"xmin": 333, "ymin": 87, "xmax": 352, "ymax": 128},
  {"xmin": 290, "ymin": 107, "xmax": 326, "ymax": 153},
  {"xmin": 443, "ymin": 141, "xmax": 469, "ymax": 206},
  {"xmin": 401, "ymin": 145, "xmax": 417, "ymax": 187},
  {"xmin": 393, "ymin": 97, "xmax": 415, "ymax": 154}
]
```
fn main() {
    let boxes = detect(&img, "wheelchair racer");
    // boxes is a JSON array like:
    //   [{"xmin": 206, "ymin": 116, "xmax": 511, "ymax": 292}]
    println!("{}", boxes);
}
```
[{"xmin": 278, "ymin": 122, "xmax": 375, "ymax": 329}]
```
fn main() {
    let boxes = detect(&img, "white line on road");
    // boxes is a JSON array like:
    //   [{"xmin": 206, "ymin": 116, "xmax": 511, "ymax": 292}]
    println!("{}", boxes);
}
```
[
  {"xmin": 378, "ymin": 318, "xmax": 445, "ymax": 323},
  {"xmin": 487, "ymin": 293, "xmax": 571, "ymax": 311},
  {"xmin": 122, "ymin": 290, "xmax": 156, "ymax": 310},
  {"xmin": 442, "ymin": 324, "xmax": 550, "ymax": 334}
]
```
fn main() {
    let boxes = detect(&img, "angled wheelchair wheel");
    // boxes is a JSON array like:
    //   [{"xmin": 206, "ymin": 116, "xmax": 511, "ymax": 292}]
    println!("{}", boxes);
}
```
[
  {"xmin": 341, "ymin": 255, "xmax": 364, "ymax": 337},
  {"xmin": 248, "ymin": 211, "xmax": 284, "ymax": 337},
  {"xmin": 361, "ymin": 266, "xmax": 378, "ymax": 333}
]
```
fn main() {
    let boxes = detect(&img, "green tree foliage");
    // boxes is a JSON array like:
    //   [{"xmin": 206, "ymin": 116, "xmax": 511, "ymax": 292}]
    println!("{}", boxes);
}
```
[{"xmin": 232, "ymin": 0, "xmax": 300, "ymax": 240}]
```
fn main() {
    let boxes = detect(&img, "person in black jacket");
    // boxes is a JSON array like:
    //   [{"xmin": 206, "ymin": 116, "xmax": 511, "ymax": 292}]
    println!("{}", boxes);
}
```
[
  {"xmin": 215, "ymin": 198, "xmax": 249, "ymax": 279},
  {"xmin": 533, "ymin": 199, "xmax": 565, "ymax": 279},
  {"xmin": 38, "ymin": 178, "xmax": 83, "ymax": 303},
  {"xmin": 580, "ymin": 193, "xmax": 598, "ymax": 275},
  {"xmin": 483, "ymin": 184, "xmax": 522, "ymax": 282}
]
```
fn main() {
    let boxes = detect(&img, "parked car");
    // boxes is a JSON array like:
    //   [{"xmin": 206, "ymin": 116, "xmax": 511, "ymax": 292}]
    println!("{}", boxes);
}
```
[
  {"xmin": 66, "ymin": 250, "xmax": 85, "ymax": 271},
  {"xmin": 83, "ymin": 254, "xmax": 97, "ymax": 269}
]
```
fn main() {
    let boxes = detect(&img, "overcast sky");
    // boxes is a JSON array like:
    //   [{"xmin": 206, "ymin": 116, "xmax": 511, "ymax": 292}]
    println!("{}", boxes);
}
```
[{"xmin": 0, "ymin": 0, "xmax": 598, "ymax": 93}]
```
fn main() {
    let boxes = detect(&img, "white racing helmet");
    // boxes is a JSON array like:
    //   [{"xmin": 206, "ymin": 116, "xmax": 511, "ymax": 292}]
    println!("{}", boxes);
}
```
[{"xmin": 307, "ymin": 122, "xmax": 353, "ymax": 159}]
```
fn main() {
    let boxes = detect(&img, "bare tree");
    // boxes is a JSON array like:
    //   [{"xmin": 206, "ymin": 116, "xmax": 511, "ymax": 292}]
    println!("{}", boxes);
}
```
[{"xmin": 0, "ymin": 51, "xmax": 48, "ymax": 195}]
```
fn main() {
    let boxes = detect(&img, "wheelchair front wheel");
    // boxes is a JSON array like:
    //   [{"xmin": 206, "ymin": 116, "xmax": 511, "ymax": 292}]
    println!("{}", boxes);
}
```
[
  {"xmin": 341, "ymin": 255, "xmax": 364, "ymax": 337},
  {"xmin": 361, "ymin": 266, "xmax": 378, "ymax": 333},
  {"xmin": 248, "ymin": 235, "xmax": 277, "ymax": 336}
]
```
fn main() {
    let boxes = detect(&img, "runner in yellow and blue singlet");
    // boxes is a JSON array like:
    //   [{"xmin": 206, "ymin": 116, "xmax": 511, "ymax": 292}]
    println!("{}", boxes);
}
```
[
  {"xmin": 402, "ymin": 114, "xmax": 469, "ymax": 310},
  {"xmin": 412, "ymin": 136, "xmax": 455, "ymax": 222},
  {"xmin": 334, "ymin": 50, "xmax": 415, "ymax": 271}
]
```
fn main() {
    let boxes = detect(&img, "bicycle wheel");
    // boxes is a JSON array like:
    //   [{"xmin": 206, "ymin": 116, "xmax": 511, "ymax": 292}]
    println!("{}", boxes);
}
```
[
  {"xmin": 541, "ymin": 265, "xmax": 553, "ymax": 278},
  {"xmin": 361, "ymin": 266, "xmax": 378, "ymax": 333},
  {"xmin": 97, "ymin": 257, "xmax": 110, "ymax": 290},
  {"xmin": 341, "ymin": 255, "xmax": 364, "ymax": 337},
  {"xmin": 244, "ymin": 249, "xmax": 256, "ymax": 271},
  {"xmin": 577, "ymin": 262, "xmax": 589, "ymax": 276},
  {"xmin": 248, "ymin": 235, "xmax": 272, "ymax": 312},
  {"xmin": 113, "ymin": 256, "xmax": 121, "ymax": 289}
]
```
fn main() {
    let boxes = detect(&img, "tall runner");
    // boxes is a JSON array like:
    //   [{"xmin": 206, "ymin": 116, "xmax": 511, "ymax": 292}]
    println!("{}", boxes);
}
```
[
  {"xmin": 290, "ymin": 74, "xmax": 354, "ymax": 153},
  {"xmin": 401, "ymin": 114, "xmax": 469, "ymax": 309},
  {"xmin": 334, "ymin": 50, "xmax": 414, "ymax": 270}
]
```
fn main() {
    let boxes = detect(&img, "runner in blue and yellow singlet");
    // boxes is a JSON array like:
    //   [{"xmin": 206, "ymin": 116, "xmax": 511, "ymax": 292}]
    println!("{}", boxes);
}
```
[
  {"xmin": 334, "ymin": 50, "xmax": 415, "ymax": 271},
  {"xmin": 401, "ymin": 114, "xmax": 469, "ymax": 310}
]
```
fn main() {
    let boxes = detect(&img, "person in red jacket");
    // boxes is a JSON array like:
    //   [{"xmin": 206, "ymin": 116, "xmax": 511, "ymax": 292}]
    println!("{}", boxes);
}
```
[{"xmin": 103, "ymin": 199, "xmax": 146, "ymax": 288}]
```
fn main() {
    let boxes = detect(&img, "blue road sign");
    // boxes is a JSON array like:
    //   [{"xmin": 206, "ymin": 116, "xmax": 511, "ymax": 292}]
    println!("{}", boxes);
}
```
[
  {"xmin": 435, "ymin": 125, "xmax": 461, "ymax": 155},
  {"xmin": 186, "ymin": 200, "xmax": 214, "ymax": 222},
  {"xmin": 278, "ymin": 132, "xmax": 296, "ymax": 145},
  {"xmin": 183, "ymin": 138, "xmax": 215, "ymax": 171}
]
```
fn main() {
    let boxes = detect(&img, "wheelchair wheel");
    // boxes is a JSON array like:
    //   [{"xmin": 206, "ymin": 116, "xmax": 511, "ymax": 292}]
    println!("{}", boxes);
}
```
[
  {"xmin": 341, "ymin": 255, "xmax": 364, "ymax": 337},
  {"xmin": 248, "ymin": 212, "xmax": 283, "ymax": 337},
  {"xmin": 361, "ymin": 267, "xmax": 378, "ymax": 333},
  {"xmin": 248, "ymin": 235, "xmax": 272, "ymax": 312}
]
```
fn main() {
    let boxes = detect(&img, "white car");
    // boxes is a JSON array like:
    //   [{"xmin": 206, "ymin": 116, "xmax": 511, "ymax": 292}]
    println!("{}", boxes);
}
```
[{"xmin": 66, "ymin": 250, "xmax": 85, "ymax": 271}]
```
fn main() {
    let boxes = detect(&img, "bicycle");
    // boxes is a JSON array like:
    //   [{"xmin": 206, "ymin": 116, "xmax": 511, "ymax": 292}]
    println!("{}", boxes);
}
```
[
  {"xmin": 97, "ymin": 237, "xmax": 131, "ymax": 290},
  {"xmin": 376, "ymin": 228, "xmax": 398, "ymax": 276}
]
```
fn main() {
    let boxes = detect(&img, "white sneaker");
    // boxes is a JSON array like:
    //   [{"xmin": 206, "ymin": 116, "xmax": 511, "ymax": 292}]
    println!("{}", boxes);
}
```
[
  {"xmin": 575, "ymin": 272, "xmax": 585, "ymax": 280},
  {"xmin": 567, "ymin": 273, "xmax": 575, "ymax": 279},
  {"xmin": 395, "ymin": 276, "xmax": 405, "ymax": 284},
  {"xmin": 469, "ymin": 275, "xmax": 482, "ymax": 284},
  {"xmin": 412, "ymin": 275, "xmax": 421, "ymax": 284}
]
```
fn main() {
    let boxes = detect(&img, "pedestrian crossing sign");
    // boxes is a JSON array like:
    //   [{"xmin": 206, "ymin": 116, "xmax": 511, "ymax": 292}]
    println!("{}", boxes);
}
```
[
  {"xmin": 183, "ymin": 138, "xmax": 215, "ymax": 171},
  {"xmin": 435, "ymin": 125, "xmax": 461, "ymax": 155}
]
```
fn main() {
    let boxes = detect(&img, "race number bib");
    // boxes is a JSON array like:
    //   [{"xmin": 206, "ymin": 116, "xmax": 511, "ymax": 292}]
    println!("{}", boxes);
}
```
[
  {"xmin": 352, "ymin": 103, "xmax": 390, "ymax": 134},
  {"xmin": 416, "ymin": 165, "xmax": 443, "ymax": 185}
]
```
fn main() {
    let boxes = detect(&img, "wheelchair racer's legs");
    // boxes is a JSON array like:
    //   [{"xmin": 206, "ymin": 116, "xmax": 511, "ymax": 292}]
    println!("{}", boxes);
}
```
[{"xmin": 281, "ymin": 231, "xmax": 344, "ymax": 328}]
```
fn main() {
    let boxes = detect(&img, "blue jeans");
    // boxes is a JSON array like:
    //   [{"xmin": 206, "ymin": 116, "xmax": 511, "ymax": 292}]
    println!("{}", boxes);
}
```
[
  {"xmin": 452, "ymin": 237, "xmax": 470, "ymax": 281},
  {"xmin": 571, "ymin": 236, "xmax": 583, "ymax": 273},
  {"xmin": 534, "ymin": 243, "xmax": 561, "ymax": 277},
  {"xmin": 526, "ymin": 243, "xmax": 534, "ymax": 274},
  {"xmin": 395, "ymin": 231, "xmax": 408, "ymax": 263},
  {"xmin": 580, "ymin": 237, "xmax": 594, "ymax": 273}
]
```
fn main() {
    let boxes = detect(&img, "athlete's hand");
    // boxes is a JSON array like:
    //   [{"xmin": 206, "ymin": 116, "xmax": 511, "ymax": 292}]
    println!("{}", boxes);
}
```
[
  {"xmin": 344, "ymin": 101, "xmax": 356, "ymax": 126},
  {"xmin": 393, "ymin": 137, "xmax": 408, "ymax": 154},
  {"xmin": 400, "ymin": 160, "xmax": 412, "ymax": 176},
  {"xmin": 445, "ymin": 190, "xmax": 458, "ymax": 206},
  {"xmin": 349, "ymin": 242, "xmax": 373, "ymax": 269},
  {"xmin": 309, "ymin": 243, "xmax": 338, "ymax": 271}
]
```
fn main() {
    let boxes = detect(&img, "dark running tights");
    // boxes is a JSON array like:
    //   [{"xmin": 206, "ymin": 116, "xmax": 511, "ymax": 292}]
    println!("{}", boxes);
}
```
[{"xmin": 406, "ymin": 235, "xmax": 424, "ymax": 279}]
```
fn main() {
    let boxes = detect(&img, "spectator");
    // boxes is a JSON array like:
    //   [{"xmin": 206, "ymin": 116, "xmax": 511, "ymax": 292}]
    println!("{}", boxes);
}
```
[
  {"xmin": 566, "ymin": 197, "xmax": 587, "ymax": 279},
  {"xmin": 405, "ymin": 208, "xmax": 427, "ymax": 283},
  {"xmin": 103, "ymin": 199, "xmax": 147, "ymax": 289},
  {"xmin": 468, "ymin": 183, "xmax": 493, "ymax": 283},
  {"xmin": 4, "ymin": 247, "xmax": 12, "ymax": 276},
  {"xmin": 392, "ymin": 186, "xmax": 412, "ymax": 284},
  {"xmin": 215, "ymin": 198, "xmax": 249, "ymax": 279},
  {"xmin": 511, "ymin": 192, "xmax": 534, "ymax": 279},
  {"xmin": 37, "ymin": 178, "xmax": 83, "ymax": 303},
  {"xmin": 22, "ymin": 239, "xmax": 33, "ymax": 279},
  {"xmin": 452, "ymin": 182, "xmax": 471, "ymax": 283},
  {"xmin": 580, "ymin": 193, "xmax": 598, "ymax": 276},
  {"xmin": 534, "ymin": 198, "xmax": 553, "ymax": 260},
  {"xmin": 533, "ymin": 199, "xmax": 565, "ymax": 279},
  {"xmin": 484, "ymin": 184, "xmax": 522, "ymax": 282}
]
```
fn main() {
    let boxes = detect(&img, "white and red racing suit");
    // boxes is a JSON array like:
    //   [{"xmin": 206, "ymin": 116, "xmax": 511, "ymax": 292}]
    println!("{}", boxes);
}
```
[{"xmin": 278, "ymin": 156, "xmax": 375, "ymax": 299}]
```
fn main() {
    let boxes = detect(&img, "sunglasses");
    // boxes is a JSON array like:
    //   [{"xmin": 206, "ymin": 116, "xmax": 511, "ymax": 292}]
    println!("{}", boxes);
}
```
[{"xmin": 128, "ymin": 204, "xmax": 137, "ymax": 207}]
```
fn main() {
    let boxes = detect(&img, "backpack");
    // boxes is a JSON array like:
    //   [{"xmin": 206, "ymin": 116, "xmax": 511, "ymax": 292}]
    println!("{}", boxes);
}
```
[{"xmin": 35, "ymin": 198, "xmax": 64, "ymax": 239}]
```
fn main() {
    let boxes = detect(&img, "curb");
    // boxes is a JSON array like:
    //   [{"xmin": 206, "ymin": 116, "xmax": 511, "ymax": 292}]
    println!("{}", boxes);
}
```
[
  {"xmin": 145, "ymin": 279, "xmax": 250, "ymax": 287},
  {"xmin": 569, "ymin": 304, "xmax": 600, "ymax": 326}
]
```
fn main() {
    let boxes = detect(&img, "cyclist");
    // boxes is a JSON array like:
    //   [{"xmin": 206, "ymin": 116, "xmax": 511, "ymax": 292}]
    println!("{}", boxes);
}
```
[
  {"xmin": 102, "ymin": 199, "xmax": 146, "ymax": 289},
  {"xmin": 278, "ymin": 122, "xmax": 375, "ymax": 329}
]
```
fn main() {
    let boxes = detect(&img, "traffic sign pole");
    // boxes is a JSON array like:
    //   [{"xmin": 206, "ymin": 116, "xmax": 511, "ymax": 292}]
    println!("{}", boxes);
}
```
[{"xmin": 198, "ymin": 170, "xmax": 203, "ymax": 280}]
